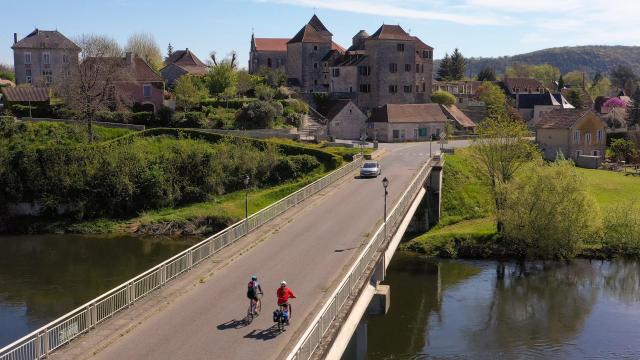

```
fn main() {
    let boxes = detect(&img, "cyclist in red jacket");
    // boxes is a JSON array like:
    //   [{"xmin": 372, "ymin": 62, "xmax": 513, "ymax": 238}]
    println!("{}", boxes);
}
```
[{"xmin": 277, "ymin": 281, "xmax": 296, "ymax": 322}]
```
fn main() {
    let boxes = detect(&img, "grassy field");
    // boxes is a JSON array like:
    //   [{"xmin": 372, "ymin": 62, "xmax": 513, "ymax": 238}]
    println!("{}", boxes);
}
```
[{"xmin": 407, "ymin": 149, "xmax": 640, "ymax": 257}]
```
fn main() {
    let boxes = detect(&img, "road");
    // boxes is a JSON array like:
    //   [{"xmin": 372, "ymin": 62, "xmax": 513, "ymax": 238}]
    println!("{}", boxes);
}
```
[{"xmin": 79, "ymin": 140, "xmax": 467, "ymax": 360}]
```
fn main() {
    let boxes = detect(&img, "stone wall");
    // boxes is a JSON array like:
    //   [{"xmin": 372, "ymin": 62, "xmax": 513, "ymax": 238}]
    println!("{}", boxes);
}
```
[{"xmin": 14, "ymin": 48, "xmax": 78, "ymax": 85}]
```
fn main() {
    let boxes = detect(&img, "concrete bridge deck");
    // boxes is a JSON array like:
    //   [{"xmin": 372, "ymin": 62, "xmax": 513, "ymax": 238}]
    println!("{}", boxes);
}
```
[{"xmin": 50, "ymin": 141, "xmax": 467, "ymax": 360}]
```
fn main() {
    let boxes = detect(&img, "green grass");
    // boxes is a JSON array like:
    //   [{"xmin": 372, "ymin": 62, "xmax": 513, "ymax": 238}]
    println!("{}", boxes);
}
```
[
  {"xmin": 93, "ymin": 125, "xmax": 134, "ymax": 140},
  {"xmin": 577, "ymin": 168, "xmax": 640, "ymax": 210}
]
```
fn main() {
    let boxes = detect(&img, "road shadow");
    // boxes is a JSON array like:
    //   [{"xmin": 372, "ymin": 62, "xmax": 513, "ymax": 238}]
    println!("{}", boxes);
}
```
[
  {"xmin": 244, "ymin": 324, "xmax": 284, "ymax": 341},
  {"xmin": 335, "ymin": 246, "xmax": 358, "ymax": 253},
  {"xmin": 217, "ymin": 318, "xmax": 249, "ymax": 330}
]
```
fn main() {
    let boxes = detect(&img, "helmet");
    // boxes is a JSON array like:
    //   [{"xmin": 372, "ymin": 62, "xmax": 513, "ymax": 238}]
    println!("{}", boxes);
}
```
[
  {"xmin": 280, "ymin": 281, "xmax": 287, "ymax": 286},
  {"xmin": 251, "ymin": 275, "xmax": 257, "ymax": 281}
]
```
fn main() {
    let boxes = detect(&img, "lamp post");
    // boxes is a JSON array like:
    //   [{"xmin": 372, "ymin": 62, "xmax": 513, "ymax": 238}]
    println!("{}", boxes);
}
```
[
  {"xmin": 244, "ymin": 174, "xmax": 250, "ymax": 229},
  {"xmin": 382, "ymin": 177, "xmax": 389, "ymax": 240},
  {"xmin": 429, "ymin": 134, "xmax": 433, "ymax": 159}
]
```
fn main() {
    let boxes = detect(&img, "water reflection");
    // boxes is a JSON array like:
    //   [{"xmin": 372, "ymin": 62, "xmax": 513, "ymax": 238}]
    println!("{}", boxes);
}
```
[
  {"xmin": 368, "ymin": 254, "xmax": 640, "ymax": 359},
  {"xmin": 0, "ymin": 234, "xmax": 196, "ymax": 347}
]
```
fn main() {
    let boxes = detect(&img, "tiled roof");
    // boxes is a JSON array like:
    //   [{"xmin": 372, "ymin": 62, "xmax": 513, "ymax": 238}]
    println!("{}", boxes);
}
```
[
  {"xmin": 254, "ymin": 38, "xmax": 289, "ymax": 52},
  {"xmin": 536, "ymin": 109, "xmax": 595, "ymax": 129},
  {"xmin": 503, "ymin": 77, "xmax": 545, "ymax": 94},
  {"xmin": 1, "ymin": 86, "xmax": 50, "ymax": 102},
  {"xmin": 87, "ymin": 55, "xmax": 163, "ymax": 83},
  {"xmin": 165, "ymin": 49, "xmax": 206, "ymax": 68},
  {"xmin": 331, "ymin": 41, "xmax": 346, "ymax": 53},
  {"xmin": 288, "ymin": 24, "xmax": 328, "ymax": 44},
  {"xmin": 0, "ymin": 79, "xmax": 15, "ymax": 87},
  {"xmin": 317, "ymin": 99, "xmax": 353, "ymax": 120},
  {"xmin": 371, "ymin": 104, "xmax": 448, "ymax": 123},
  {"xmin": 12, "ymin": 29, "xmax": 80, "ymax": 50},
  {"xmin": 412, "ymin": 36, "xmax": 433, "ymax": 50},
  {"xmin": 335, "ymin": 54, "xmax": 368, "ymax": 67},
  {"xmin": 441, "ymin": 104, "xmax": 477, "ymax": 128},
  {"xmin": 176, "ymin": 64, "xmax": 208, "ymax": 75},
  {"xmin": 308, "ymin": 15, "xmax": 332, "ymax": 36},
  {"xmin": 368, "ymin": 25, "xmax": 413, "ymax": 41}
]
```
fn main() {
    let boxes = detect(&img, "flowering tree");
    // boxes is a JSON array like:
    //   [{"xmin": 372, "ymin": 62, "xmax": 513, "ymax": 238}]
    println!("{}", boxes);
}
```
[{"xmin": 603, "ymin": 97, "xmax": 629, "ymax": 110}]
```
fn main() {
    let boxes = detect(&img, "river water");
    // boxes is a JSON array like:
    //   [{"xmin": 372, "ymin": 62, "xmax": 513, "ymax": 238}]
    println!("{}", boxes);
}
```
[
  {"xmin": 0, "ymin": 234, "xmax": 197, "ymax": 347},
  {"xmin": 367, "ymin": 253, "xmax": 640, "ymax": 359}
]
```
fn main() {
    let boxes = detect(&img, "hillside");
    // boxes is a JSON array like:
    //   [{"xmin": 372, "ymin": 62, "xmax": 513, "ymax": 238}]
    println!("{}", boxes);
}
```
[{"xmin": 435, "ymin": 46, "xmax": 640, "ymax": 78}]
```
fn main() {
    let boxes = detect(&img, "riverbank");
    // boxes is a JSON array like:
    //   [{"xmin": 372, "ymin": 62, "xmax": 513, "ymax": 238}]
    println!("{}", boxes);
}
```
[{"xmin": 405, "ymin": 149, "xmax": 640, "ymax": 259}]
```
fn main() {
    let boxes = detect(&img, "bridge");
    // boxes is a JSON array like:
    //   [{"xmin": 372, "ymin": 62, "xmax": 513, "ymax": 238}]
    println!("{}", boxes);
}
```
[{"xmin": 0, "ymin": 141, "xmax": 458, "ymax": 360}]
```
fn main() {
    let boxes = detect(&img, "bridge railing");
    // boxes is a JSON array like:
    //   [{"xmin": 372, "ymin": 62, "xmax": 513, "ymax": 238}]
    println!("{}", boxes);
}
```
[
  {"xmin": 286, "ymin": 156, "xmax": 437, "ymax": 360},
  {"xmin": 0, "ymin": 155, "xmax": 364, "ymax": 360}
]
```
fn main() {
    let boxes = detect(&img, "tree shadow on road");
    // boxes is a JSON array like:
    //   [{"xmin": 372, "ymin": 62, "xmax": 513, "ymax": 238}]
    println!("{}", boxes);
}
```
[
  {"xmin": 244, "ymin": 324, "xmax": 284, "ymax": 341},
  {"xmin": 217, "ymin": 318, "xmax": 249, "ymax": 330}
]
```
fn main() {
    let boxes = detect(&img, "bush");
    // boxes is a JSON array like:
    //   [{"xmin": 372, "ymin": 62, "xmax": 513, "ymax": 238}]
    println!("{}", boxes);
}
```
[
  {"xmin": 271, "ymin": 101, "xmax": 284, "ymax": 117},
  {"xmin": 236, "ymin": 101, "xmax": 276, "ymax": 129},
  {"xmin": 10, "ymin": 104, "xmax": 50, "ymax": 118},
  {"xmin": 430, "ymin": 90, "xmax": 456, "ymax": 106},
  {"xmin": 155, "ymin": 106, "xmax": 175, "ymax": 127},
  {"xmin": 198, "ymin": 98, "xmax": 252, "ymax": 110},
  {"xmin": 285, "ymin": 113, "xmax": 303, "ymax": 127},
  {"xmin": 602, "ymin": 203, "xmax": 640, "ymax": 256},
  {"xmin": 130, "ymin": 112, "xmax": 154, "ymax": 125},
  {"xmin": 255, "ymin": 84, "xmax": 275, "ymax": 101},
  {"xmin": 55, "ymin": 108, "xmax": 80, "ymax": 120},
  {"xmin": 283, "ymin": 99, "xmax": 309, "ymax": 115},
  {"xmin": 274, "ymin": 86, "xmax": 293, "ymax": 100}
]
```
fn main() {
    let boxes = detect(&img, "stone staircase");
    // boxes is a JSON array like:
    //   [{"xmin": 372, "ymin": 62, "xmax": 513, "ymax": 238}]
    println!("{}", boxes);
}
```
[{"xmin": 299, "ymin": 107, "xmax": 328, "ymax": 141}]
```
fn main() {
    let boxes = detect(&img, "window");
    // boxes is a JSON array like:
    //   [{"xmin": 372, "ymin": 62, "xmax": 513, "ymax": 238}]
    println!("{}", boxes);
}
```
[
  {"xmin": 397, "ymin": 43, "xmax": 405, "ymax": 52},
  {"xmin": 419, "ymin": 128, "xmax": 428, "ymax": 137},
  {"xmin": 62, "ymin": 54, "xmax": 69, "ymax": 64},
  {"xmin": 596, "ymin": 129, "xmax": 604, "ymax": 143},
  {"xmin": 314, "ymin": 63, "xmax": 318, "ymax": 69},
  {"xmin": 358, "ymin": 66, "xmax": 371, "ymax": 76},
  {"xmin": 393, "ymin": 129, "xmax": 400, "ymax": 139},
  {"xmin": 585, "ymin": 133, "xmax": 592, "ymax": 144},
  {"xmin": 403, "ymin": 85, "xmax": 412, "ymax": 93},
  {"xmin": 573, "ymin": 130, "xmax": 580, "ymax": 144},
  {"xmin": 359, "ymin": 84, "xmax": 371, "ymax": 93},
  {"xmin": 25, "ymin": 52, "xmax": 31, "ymax": 64},
  {"xmin": 143, "ymin": 84, "xmax": 152, "ymax": 98},
  {"xmin": 42, "ymin": 70, "xmax": 52, "ymax": 84},
  {"xmin": 267, "ymin": 58, "xmax": 272, "ymax": 67},
  {"xmin": 389, "ymin": 63, "xmax": 397, "ymax": 73},
  {"xmin": 593, "ymin": 150, "xmax": 600, "ymax": 156},
  {"xmin": 422, "ymin": 50, "xmax": 432, "ymax": 59},
  {"xmin": 25, "ymin": 69, "xmax": 32, "ymax": 84},
  {"xmin": 314, "ymin": 80, "xmax": 318, "ymax": 85},
  {"xmin": 389, "ymin": 85, "xmax": 398, "ymax": 93},
  {"xmin": 43, "ymin": 53, "xmax": 50, "ymax": 65},
  {"xmin": 405, "ymin": 64, "xmax": 411, "ymax": 72},
  {"xmin": 332, "ymin": 68, "xmax": 340, "ymax": 77},
  {"xmin": 576, "ymin": 150, "xmax": 582, "ymax": 158},
  {"xmin": 313, "ymin": 45, "xmax": 318, "ymax": 51}
]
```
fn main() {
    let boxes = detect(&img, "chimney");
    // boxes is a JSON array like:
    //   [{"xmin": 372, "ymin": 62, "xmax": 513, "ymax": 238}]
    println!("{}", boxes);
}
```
[
  {"xmin": 13, "ymin": 33, "xmax": 17, "ymax": 45},
  {"xmin": 125, "ymin": 52, "xmax": 133, "ymax": 65}
]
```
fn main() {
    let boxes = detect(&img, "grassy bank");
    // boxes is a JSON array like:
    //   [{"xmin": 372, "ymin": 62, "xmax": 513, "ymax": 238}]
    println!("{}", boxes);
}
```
[{"xmin": 406, "ymin": 149, "xmax": 640, "ymax": 259}]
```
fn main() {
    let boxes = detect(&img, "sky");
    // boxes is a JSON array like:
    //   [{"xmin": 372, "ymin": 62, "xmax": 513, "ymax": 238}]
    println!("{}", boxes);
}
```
[{"xmin": 2, "ymin": 0, "xmax": 639, "ymax": 69}]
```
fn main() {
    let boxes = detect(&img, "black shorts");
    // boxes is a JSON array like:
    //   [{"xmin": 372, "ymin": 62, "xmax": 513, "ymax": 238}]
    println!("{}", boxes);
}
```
[{"xmin": 248, "ymin": 294, "xmax": 259, "ymax": 301}]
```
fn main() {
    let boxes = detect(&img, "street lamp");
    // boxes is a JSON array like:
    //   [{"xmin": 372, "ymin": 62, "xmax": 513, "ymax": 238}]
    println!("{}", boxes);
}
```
[
  {"xmin": 244, "ymin": 174, "xmax": 250, "ymax": 229},
  {"xmin": 382, "ymin": 177, "xmax": 389, "ymax": 240}
]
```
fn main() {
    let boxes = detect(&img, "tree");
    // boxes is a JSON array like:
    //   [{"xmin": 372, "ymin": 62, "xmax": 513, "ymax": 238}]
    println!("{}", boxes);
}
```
[
  {"xmin": 210, "ymin": 51, "xmax": 238, "ymax": 69},
  {"xmin": 257, "ymin": 67, "xmax": 287, "ymax": 88},
  {"xmin": 0, "ymin": 63, "xmax": 15, "ymax": 82},
  {"xmin": 125, "ymin": 33, "xmax": 163, "ymax": 71},
  {"xmin": 563, "ymin": 71, "xmax": 590, "ymax": 88},
  {"xmin": 593, "ymin": 72, "xmax": 603, "ymax": 84},
  {"xmin": 566, "ymin": 89, "xmax": 584, "ymax": 110},
  {"xmin": 557, "ymin": 74, "xmax": 565, "ymax": 90},
  {"xmin": 477, "ymin": 67, "xmax": 496, "ymax": 81},
  {"xmin": 206, "ymin": 63, "xmax": 237, "ymax": 96},
  {"xmin": 470, "ymin": 115, "xmax": 539, "ymax": 232},
  {"xmin": 255, "ymin": 84, "xmax": 275, "ymax": 101},
  {"xmin": 174, "ymin": 75, "xmax": 207, "ymax": 111},
  {"xmin": 610, "ymin": 65, "xmax": 638, "ymax": 94},
  {"xmin": 167, "ymin": 43, "xmax": 174, "ymax": 60},
  {"xmin": 236, "ymin": 69, "xmax": 260, "ymax": 96},
  {"xmin": 501, "ymin": 160, "xmax": 602, "ymax": 259},
  {"xmin": 430, "ymin": 90, "xmax": 456, "ymax": 106},
  {"xmin": 627, "ymin": 87, "xmax": 640, "ymax": 126},
  {"xmin": 589, "ymin": 76, "xmax": 612, "ymax": 98},
  {"xmin": 436, "ymin": 53, "xmax": 451, "ymax": 81},
  {"xmin": 476, "ymin": 81, "xmax": 510, "ymax": 119},
  {"xmin": 505, "ymin": 63, "xmax": 560, "ymax": 84},
  {"xmin": 448, "ymin": 48, "xmax": 466, "ymax": 81},
  {"xmin": 236, "ymin": 100, "xmax": 276, "ymax": 129},
  {"xmin": 610, "ymin": 138, "xmax": 637, "ymax": 162},
  {"xmin": 57, "ymin": 34, "xmax": 131, "ymax": 142}
]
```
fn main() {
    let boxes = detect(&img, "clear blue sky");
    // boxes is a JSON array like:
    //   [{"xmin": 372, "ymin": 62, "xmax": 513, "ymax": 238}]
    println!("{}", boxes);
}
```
[{"xmin": 2, "ymin": 0, "xmax": 638, "ymax": 68}]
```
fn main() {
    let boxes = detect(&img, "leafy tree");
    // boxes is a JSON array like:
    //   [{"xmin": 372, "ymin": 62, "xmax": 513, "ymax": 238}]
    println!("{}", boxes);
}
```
[
  {"xmin": 566, "ymin": 89, "xmax": 584, "ymax": 110},
  {"xmin": 236, "ymin": 70, "xmax": 260, "ymax": 96},
  {"xmin": 125, "ymin": 32, "xmax": 163, "ymax": 71},
  {"xmin": 475, "ymin": 81, "xmax": 512, "ymax": 119},
  {"xmin": 0, "ymin": 63, "xmax": 15, "ymax": 82},
  {"xmin": 236, "ymin": 100, "xmax": 276, "ymax": 129},
  {"xmin": 477, "ymin": 67, "xmax": 496, "ymax": 81},
  {"xmin": 589, "ymin": 76, "xmax": 612, "ymax": 98},
  {"xmin": 627, "ymin": 87, "xmax": 640, "ymax": 126},
  {"xmin": 609, "ymin": 138, "xmax": 637, "ymax": 162},
  {"xmin": 501, "ymin": 160, "xmax": 602, "ymax": 259},
  {"xmin": 206, "ymin": 63, "xmax": 237, "ymax": 96},
  {"xmin": 593, "ymin": 72, "xmax": 603, "ymax": 84},
  {"xmin": 436, "ymin": 53, "xmax": 451, "ymax": 81},
  {"xmin": 506, "ymin": 63, "xmax": 560, "ymax": 84},
  {"xmin": 471, "ymin": 115, "xmax": 539, "ymax": 231},
  {"xmin": 174, "ymin": 75, "xmax": 207, "ymax": 111},
  {"xmin": 255, "ymin": 84, "xmax": 275, "ymax": 101},
  {"xmin": 563, "ymin": 71, "xmax": 590, "ymax": 88},
  {"xmin": 610, "ymin": 65, "xmax": 638, "ymax": 94},
  {"xmin": 257, "ymin": 67, "xmax": 287, "ymax": 88},
  {"xmin": 430, "ymin": 90, "xmax": 456, "ymax": 106}
]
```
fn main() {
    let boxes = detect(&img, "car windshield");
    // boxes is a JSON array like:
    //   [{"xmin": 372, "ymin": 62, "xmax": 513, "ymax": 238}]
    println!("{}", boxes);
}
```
[{"xmin": 363, "ymin": 163, "xmax": 378, "ymax": 168}]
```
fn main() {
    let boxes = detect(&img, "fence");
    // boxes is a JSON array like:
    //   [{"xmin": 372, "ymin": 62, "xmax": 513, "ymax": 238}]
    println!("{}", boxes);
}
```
[
  {"xmin": 0, "ymin": 155, "xmax": 364, "ymax": 360},
  {"xmin": 286, "ymin": 156, "xmax": 437, "ymax": 360}
]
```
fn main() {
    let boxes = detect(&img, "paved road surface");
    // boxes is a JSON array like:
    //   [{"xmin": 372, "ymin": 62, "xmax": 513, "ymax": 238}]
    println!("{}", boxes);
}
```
[{"xmin": 86, "ymin": 141, "xmax": 466, "ymax": 360}]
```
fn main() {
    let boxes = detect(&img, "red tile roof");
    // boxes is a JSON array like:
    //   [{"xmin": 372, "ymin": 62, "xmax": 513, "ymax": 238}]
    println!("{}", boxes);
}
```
[
  {"xmin": 165, "ymin": 49, "xmax": 206, "ymax": 67},
  {"xmin": 503, "ymin": 77, "xmax": 544, "ymax": 93},
  {"xmin": 254, "ymin": 38, "xmax": 289, "ymax": 52},
  {"xmin": 371, "ymin": 104, "xmax": 448, "ymax": 123},
  {"xmin": 441, "ymin": 105, "xmax": 477, "ymax": 128},
  {"xmin": 86, "ymin": 55, "xmax": 163, "ymax": 83},
  {"xmin": 368, "ymin": 25, "xmax": 414, "ymax": 41},
  {"xmin": 536, "ymin": 109, "xmax": 597, "ymax": 129},
  {"xmin": 1, "ymin": 86, "xmax": 50, "ymax": 102}
]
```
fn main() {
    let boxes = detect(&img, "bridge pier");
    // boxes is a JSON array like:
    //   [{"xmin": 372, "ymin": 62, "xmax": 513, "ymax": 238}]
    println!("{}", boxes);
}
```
[{"xmin": 408, "ymin": 161, "xmax": 443, "ymax": 233}]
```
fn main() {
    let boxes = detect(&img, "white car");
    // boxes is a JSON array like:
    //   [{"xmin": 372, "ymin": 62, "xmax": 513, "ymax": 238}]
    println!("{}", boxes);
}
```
[{"xmin": 360, "ymin": 161, "xmax": 381, "ymax": 177}]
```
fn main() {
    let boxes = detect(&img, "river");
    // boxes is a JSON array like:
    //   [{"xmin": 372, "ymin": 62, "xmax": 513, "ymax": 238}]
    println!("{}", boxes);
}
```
[
  {"xmin": 366, "ymin": 253, "xmax": 640, "ymax": 359},
  {"xmin": 0, "ymin": 234, "xmax": 197, "ymax": 348}
]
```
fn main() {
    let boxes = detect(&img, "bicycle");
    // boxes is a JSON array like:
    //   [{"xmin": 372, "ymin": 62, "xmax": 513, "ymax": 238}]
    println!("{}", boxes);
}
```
[
  {"xmin": 246, "ymin": 293, "xmax": 262, "ymax": 323},
  {"xmin": 274, "ymin": 304, "xmax": 290, "ymax": 332}
]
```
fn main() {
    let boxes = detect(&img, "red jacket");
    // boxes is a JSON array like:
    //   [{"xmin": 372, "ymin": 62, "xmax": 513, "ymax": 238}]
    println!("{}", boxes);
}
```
[{"xmin": 277, "ymin": 287, "xmax": 296, "ymax": 305}]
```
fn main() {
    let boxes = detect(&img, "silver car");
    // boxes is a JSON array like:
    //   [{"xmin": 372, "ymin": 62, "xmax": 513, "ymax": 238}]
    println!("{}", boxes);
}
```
[{"xmin": 360, "ymin": 161, "xmax": 381, "ymax": 178}]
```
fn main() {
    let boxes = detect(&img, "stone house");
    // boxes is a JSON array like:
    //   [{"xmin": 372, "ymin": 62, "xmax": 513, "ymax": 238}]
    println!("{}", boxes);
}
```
[
  {"xmin": 367, "ymin": 103, "xmax": 447, "ymax": 142},
  {"xmin": 535, "ymin": 109, "xmax": 607, "ymax": 161},
  {"xmin": 160, "ymin": 49, "xmax": 208, "ymax": 87},
  {"xmin": 248, "ymin": 36, "xmax": 289, "ymax": 74},
  {"xmin": 317, "ymin": 99, "xmax": 367, "ymax": 140},
  {"xmin": 517, "ymin": 93, "xmax": 574, "ymax": 126},
  {"xmin": 440, "ymin": 104, "xmax": 477, "ymax": 133},
  {"xmin": 501, "ymin": 77, "xmax": 545, "ymax": 97},
  {"xmin": 12, "ymin": 29, "xmax": 80, "ymax": 86},
  {"xmin": 432, "ymin": 80, "xmax": 486, "ymax": 106}
]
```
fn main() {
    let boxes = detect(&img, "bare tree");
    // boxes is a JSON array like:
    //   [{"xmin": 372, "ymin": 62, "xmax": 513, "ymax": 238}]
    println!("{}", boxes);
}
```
[
  {"xmin": 57, "ymin": 34, "xmax": 131, "ymax": 142},
  {"xmin": 209, "ymin": 50, "xmax": 238, "ymax": 69},
  {"xmin": 125, "ymin": 32, "xmax": 163, "ymax": 71}
]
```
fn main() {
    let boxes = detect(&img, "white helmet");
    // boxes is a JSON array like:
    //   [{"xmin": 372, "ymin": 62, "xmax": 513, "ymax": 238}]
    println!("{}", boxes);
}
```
[{"xmin": 281, "ymin": 280, "xmax": 287, "ymax": 286}]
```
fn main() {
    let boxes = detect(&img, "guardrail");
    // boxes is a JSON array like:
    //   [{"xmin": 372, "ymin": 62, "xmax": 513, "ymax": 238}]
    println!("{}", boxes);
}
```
[
  {"xmin": 286, "ymin": 156, "xmax": 436, "ymax": 360},
  {"xmin": 0, "ymin": 155, "xmax": 364, "ymax": 360}
]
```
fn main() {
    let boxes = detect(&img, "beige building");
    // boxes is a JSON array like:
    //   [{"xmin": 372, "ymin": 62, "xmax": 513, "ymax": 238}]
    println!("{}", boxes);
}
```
[
  {"xmin": 368, "ymin": 103, "xmax": 447, "ymax": 142},
  {"xmin": 317, "ymin": 99, "xmax": 367, "ymax": 140},
  {"xmin": 12, "ymin": 29, "xmax": 80, "ymax": 86},
  {"xmin": 535, "ymin": 109, "xmax": 607, "ymax": 161}
]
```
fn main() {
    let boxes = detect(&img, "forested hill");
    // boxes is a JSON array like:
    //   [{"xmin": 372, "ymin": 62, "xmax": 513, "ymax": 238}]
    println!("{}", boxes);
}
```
[{"xmin": 435, "ymin": 46, "xmax": 640, "ymax": 78}]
